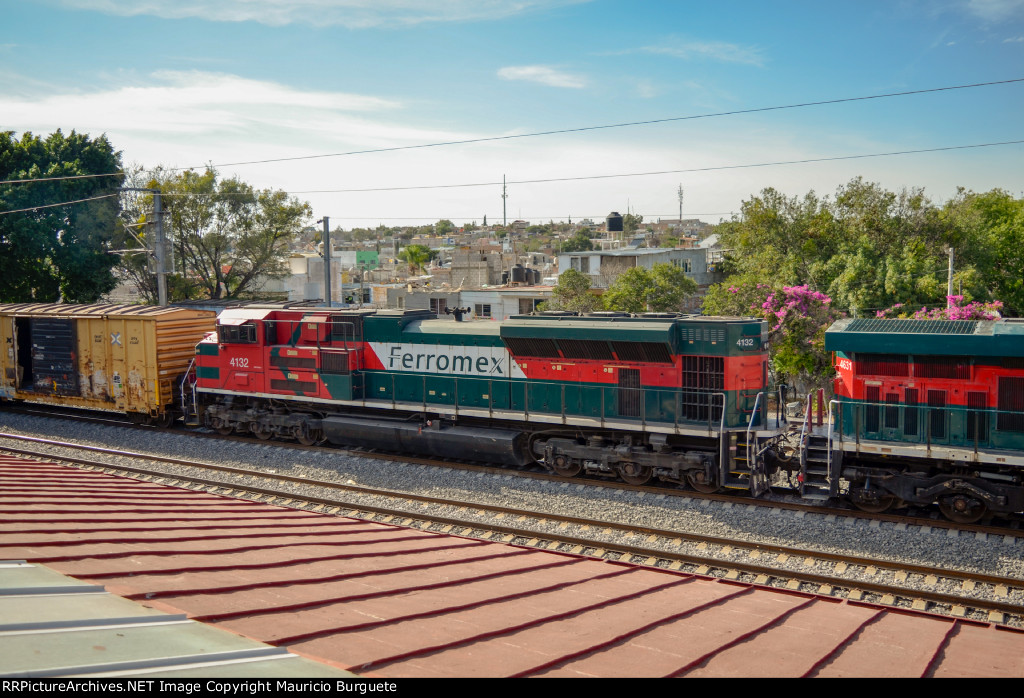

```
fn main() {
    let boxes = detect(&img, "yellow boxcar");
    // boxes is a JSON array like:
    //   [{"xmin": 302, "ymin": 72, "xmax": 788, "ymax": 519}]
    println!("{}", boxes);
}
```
[{"xmin": 0, "ymin": 303, "xmax": 216, "ymax": 423}]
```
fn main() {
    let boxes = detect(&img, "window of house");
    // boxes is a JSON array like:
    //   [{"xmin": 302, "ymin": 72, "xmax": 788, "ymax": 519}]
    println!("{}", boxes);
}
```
[
  {"xmin": 519, "ymin": 298, "xmax": 541, "ymax": 314},
  {"xmin": 475, "ymin": 303, "xmax": 492, "ymax": 318},
  {"xmin": 430, "ymin": 298, "xmax": 447, "ymax": 315},
  {"xmin": 570, "ymin": 256, "xmax": 591, "ymax": 273}
]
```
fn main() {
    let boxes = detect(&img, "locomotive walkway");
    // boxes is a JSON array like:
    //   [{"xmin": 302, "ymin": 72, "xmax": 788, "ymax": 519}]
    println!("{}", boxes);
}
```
[{"xmin": 2, "ymin": 452, "xmax": 1023, "ymax": 678}]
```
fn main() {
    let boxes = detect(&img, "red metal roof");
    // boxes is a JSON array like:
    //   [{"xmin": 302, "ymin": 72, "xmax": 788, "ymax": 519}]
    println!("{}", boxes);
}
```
[{"xmin": 2, "ymin": 453, "xmax": 1022, "ymax": 678}]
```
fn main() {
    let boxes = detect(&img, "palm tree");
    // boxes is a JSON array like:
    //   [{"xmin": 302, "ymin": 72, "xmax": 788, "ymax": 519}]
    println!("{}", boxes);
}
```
[{"xmin": 399, "ymin": 244, "xmax": 435, "ymax": 275}]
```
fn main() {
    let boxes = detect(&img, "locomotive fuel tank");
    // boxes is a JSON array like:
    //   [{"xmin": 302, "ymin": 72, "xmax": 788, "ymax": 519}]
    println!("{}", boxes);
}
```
[{"xmin": 322, "ymin": 414, "xmax": 532, "ymax": 466}]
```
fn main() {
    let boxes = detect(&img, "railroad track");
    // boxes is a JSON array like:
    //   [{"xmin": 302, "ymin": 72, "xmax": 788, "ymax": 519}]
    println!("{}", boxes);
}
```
[
  {"xmin": 3, "ymin": 434, "xmax": 1024, "ymax": 629},
  {"xmin": 6, "ymin": 404, "xmax": 1024, "ymax": 538}
]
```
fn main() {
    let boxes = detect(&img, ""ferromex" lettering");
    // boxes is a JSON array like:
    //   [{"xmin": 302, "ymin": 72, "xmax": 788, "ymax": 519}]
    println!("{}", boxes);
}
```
[{"xmin": 387, "ymin": 345, "xmax": 504, "ymax": 375}]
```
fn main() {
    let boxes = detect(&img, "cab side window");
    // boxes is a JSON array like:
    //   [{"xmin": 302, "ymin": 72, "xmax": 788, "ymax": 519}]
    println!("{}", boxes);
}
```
[{"xmin": 218, "ymin": 323, "xmax": 257, "ymax": 344}]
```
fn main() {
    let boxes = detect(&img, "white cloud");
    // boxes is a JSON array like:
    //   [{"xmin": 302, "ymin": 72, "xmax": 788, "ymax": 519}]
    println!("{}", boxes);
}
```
[
  {"xmin": 635, "ymin": 79, "xmax": 658, "ymax": 99},
  {"xmin": 5, "ymin": 71, "xmax": 402, "ymax": 136},
  {"xmin": 497, "ymin": 65, "xmax": 587, "ymax": 89},
  {"xmin": 635, "ymin": 40, "xmax": 765, "ymax": 67},
  {"xmin": 54, "ymin": 0, "xmax": 588, "ymax": 28},
  {"xmin": 966, "ymin": 0, "xmax": 1024, "ymax": 21}
]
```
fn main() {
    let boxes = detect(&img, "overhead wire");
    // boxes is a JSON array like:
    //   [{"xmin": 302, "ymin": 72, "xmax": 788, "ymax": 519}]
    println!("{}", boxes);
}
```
[
  {"xmin": 193, "ymin": 77, "xmax": 1024, "ymax": 170},
  {"xmin": 1, "ymin": 76, "xmax": 1021, "ymax": 187},
  {"xmin": 282, "ymin": 139, "xmax": 1024, "ymax": 195},
  {"xmin": 4, "ymin": 137, "xmax": 1021, "ymax": 217},
  {"xmin": 0, "ymin": 193, "xmax": 120, "ymax": 216}
]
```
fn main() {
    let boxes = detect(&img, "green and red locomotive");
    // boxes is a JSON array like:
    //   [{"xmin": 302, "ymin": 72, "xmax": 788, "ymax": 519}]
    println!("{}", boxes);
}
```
[
  {"xmin": 825, "ymin": 317, "xmax": 1024, "ymax": 521},
  {"xmin": 7, "ymin": 301, "xmax": 1024, "ymax": 522},
  {"xmin": 195, "ymin": 306, "xmax": 773, "ymax": 491}
]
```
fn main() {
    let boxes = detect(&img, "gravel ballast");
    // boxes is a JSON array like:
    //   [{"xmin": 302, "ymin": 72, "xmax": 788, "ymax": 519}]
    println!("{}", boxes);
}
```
[{"xmin": 2, "ymin": 412, "xmax": 1023, "ymax": 592}]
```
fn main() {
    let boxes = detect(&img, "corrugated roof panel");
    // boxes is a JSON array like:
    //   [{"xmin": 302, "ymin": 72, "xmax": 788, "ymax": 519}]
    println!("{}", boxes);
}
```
[
  {"xmin": 826, "ymin": 318, "xmax": 1024, "ymax": 357},
  {"xmin": 845, "ymin": 318, "xmax": 979, "ymax": 335}
]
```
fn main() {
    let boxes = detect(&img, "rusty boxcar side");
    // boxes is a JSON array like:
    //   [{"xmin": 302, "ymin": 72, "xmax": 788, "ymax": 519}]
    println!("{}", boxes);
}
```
[{"xmin": 0, "ymin": 303, "xmax": 216, "ymax": 422}]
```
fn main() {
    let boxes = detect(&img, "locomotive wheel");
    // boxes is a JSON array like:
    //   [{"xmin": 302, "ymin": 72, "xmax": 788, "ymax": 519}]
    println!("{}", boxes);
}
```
[
  {"xmin": 294, "ymin": 423, "xmax": 321, "ymax": 446},
  {"xmin": 252, "ymin": 422, "xmax": 274, "ymax": 441},
  {"xmin": 617, "ymin": 463, "xmax": 653, "ymax": 486},
  {"xmin": 849, "ymin": 487, "xmax": 897, "ymax": 513},
  {"xmin": 686, "ymin": 470, "xmax": 719, "ymax": 493},
  {"xmin": 550, "ymin": 455, "xmax": 582, "ymax": 478},
  {"xmin": 938, "ymin": 494, "xmax": 988, "ymax": 524}
]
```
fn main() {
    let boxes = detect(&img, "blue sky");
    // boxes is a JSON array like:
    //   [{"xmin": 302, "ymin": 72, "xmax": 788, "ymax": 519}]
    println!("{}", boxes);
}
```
[{"xmin": 3, "ymin": 0, "xmax": 1023, "ymax": 227}]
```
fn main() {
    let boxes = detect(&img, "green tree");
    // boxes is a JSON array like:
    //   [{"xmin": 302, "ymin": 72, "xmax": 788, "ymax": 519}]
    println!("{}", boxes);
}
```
[
  {"xmin": 603, "ymin": 263, "xmax": 697, "ymax": 313},
  {"xmin": 703, "ymin": 281, "xmax": 842, "ymax": 391},
  {"xmin": 544, "ymin": 269, "xmax": 600, "ymax": 313},
  {"xmin": 623, "ymin": 213, "xmax": 644, "ymax": 235},
  {"xmin": 399, "ymin": 243, "xmax": 436, "ymax": 274},
  {"xmin": 715, "ymin": 187, "xmax": 839, "ymax": 291},
  {"xmin": 715, "ymin": 178, "xmax": 978, "ymax": 315},
  {"xmin": 127, "ymin": 168, "xmax": 311, "ymax": 300},
  {"xmin": 559, "ymin": 231, "xmax": 593, "ymax": 253},
  {"xmin": 825, "ymin": 179, "xmax": 953, "ymax": 314},
  {"xmin": 435, "ymin": 219, "xmax": 455, "ymax": 236},
  {"xmin": 0, "ymin": 130, "xmax": 124, "ymax": 303},
  {"xmin": 943, "ymin": 188, "xmax": 1024, "ymax": 316}
]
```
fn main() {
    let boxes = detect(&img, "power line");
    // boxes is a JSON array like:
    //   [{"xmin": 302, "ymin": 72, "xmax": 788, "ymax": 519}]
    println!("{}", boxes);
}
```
[
  {"xmin": 221, "ymin": 138, "xmax": 1024, "ymax": 196},
  {"xmin": 0, "ymin": 172, "xmax": 125, "ymax": 185},
  {"xmin": 191, "ymin": 77, "xmax": 1024, "ymax": 170},
  {"xmin": 0, "ymin": 193, "xmax": 119, "ymax": 216},
  {"xmin": 280, "ymin": 213, "xmax": 733, "ymax": 223},
  {"xmin": 1, "ymin": 76, "xmax": 1021, "ymax": 187},
  {"xmin": 5, "ymin": 138, "xmax": 1022, "ymax": 217}
]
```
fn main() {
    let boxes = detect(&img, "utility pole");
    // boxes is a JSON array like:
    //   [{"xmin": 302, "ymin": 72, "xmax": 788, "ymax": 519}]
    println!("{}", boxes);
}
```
[
  {"xmin": 358, "ymin": 262, "xmax": 365, "ymax": 309},
  {"xmin": 152, "ymin": 189, "xmax": 167, "ymax": 306},
  {"xmin": 320, "ymin": 217, "xmax": 332, "ymax": 307},
  {"xmin": 947, "ymin": 245, "xmax": 955, "ymax": 307},
  {"xmin": 502, "ymin": 175, "xmax": 508, "ymax": 227},
  {"xmin": 677, "ymin": 184, "xmax": 684, "ymax": 223},
  {"xmin": 119, "ymin": 187, "xmax": 168, "ymax": 306}
]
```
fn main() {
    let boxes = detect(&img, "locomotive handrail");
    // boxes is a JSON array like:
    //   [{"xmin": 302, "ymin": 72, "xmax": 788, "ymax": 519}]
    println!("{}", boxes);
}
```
[
  {"xmin": 351, "ymin": 372, "xmax": 737, "ymax": 434},
  {"xmin": 776, "ymin": 383, "xmax": 788, "ymax": 426},
  {"xmin": 745, "ymin": 391, "xmax": 763, "ymax": 471},
  {"xmin": 799, "ymin": 392, "xmax": 812, "ymax": 451},
  {"xmin": 830, "ymin": 398, "xmax": 1023, "ymax": 454},
  {"xmin": 827, "ymin": 398, "xmax": 839, "ymax": 481},
  {"xmin": 179, "ymin": 357, "xmax": 197, "ymax": 422}
]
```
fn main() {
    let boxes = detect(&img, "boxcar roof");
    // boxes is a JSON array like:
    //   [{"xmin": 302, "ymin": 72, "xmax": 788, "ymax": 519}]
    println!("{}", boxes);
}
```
[
  {"xmin": 825, "ymin": 317, "xmax": 1024, "ymax": 357},
  {"xmin": 0, "ymin": 302, "xmax": 214, "ymax": 319}
]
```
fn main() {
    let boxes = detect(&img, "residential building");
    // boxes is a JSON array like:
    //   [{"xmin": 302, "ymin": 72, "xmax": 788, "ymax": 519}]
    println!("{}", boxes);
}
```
[{"xmin": 554, "ymin": 247, "xmax": 724, "ymax": 311}]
